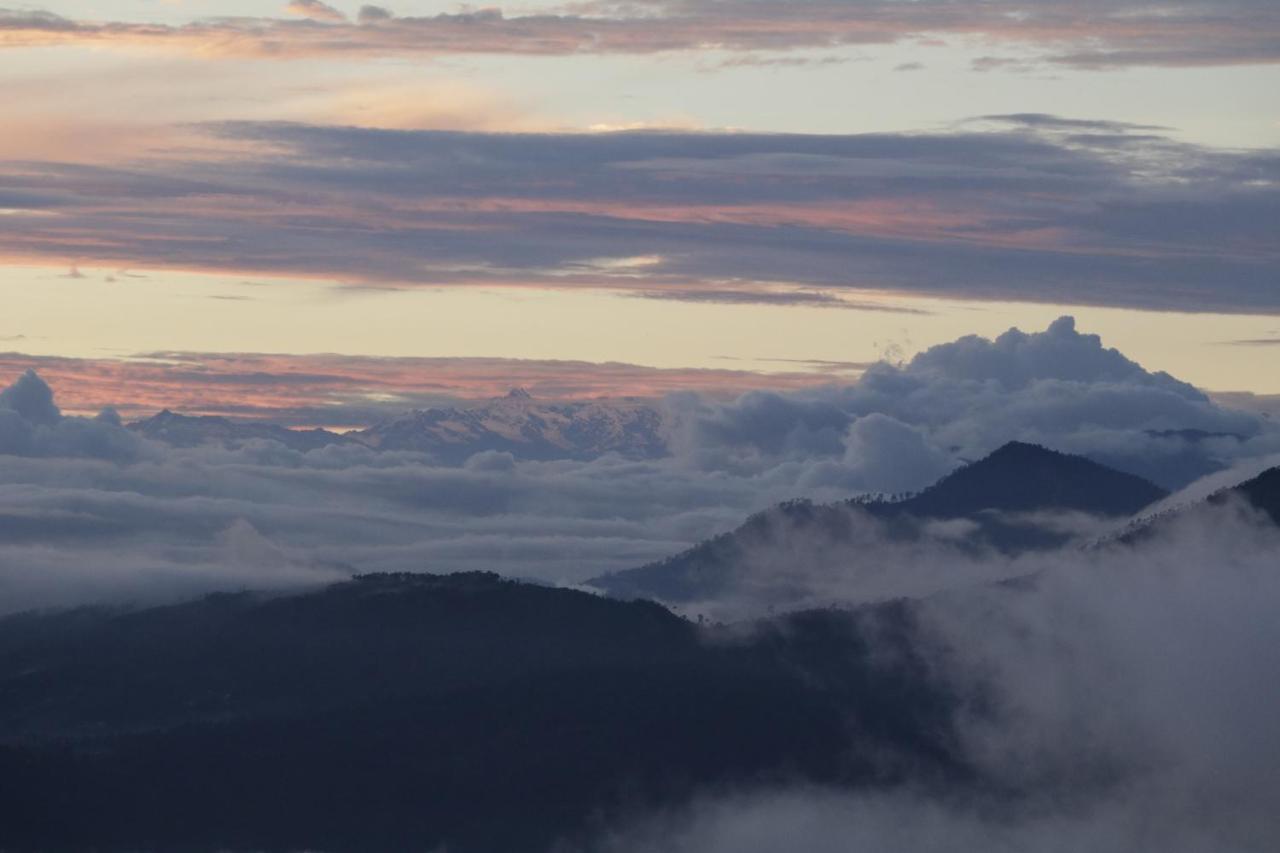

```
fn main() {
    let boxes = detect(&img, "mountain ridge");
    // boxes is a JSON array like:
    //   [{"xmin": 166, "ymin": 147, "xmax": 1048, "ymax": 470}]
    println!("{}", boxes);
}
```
[
  {"xmin": 0, "ymin": 571, "xmax": 959, "ymax": 853},
  {"xmin": 590, "ymin": 441, "xmax": 1169, "ymax": 603},
  {"xmin": 129, "ymin": 393, "xmax": 668, "ymax": 462}
]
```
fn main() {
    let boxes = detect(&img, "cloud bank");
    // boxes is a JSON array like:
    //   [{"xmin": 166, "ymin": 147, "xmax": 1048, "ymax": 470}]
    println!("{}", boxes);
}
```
[
  {"xmin": 670, "ymin": 316, "xmax": 1280, "ymax": 490},
  {"xmin": 1, "ymin": 2, "xmax": 1277, "ymax": 68},
  {"xmin": 2, "ymin": 118, "xmax": 1275, "ymax": 314},
  {"xmin": 0, "ymin": 317, "xmax": 1276, "ymax": 615},
  {"xmin": 0, "ymin": 351, "xmax": 840, "ymax": 425}
]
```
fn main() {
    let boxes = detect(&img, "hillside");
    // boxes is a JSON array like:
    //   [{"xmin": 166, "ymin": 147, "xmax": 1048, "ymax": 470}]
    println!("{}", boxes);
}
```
[
  {"xmin": 0, "ymin": 573, "xmax": 958, "ymax": 853},
  {"xmin": 1225, "ymin": 465, "xmax": 1280, "ymax": 524}
]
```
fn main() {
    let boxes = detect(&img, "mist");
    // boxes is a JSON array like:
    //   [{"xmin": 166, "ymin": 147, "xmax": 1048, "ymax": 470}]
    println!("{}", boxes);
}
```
[{"xmin": 591, "ymin": 496, "xmax": 1280, "ymax": 852}]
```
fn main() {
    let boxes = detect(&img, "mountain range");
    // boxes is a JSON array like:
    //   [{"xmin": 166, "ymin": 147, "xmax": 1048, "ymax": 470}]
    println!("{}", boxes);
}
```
[
  {"xmin": 128, "ymin": 390, "xmax": 667, "ymax": 462},
  {"xmin": 588, "ymin": 442, "xmax": 1170, "ymax": 603},
  {"xmin": 354, "ymin": 389, "xmax": 666, "ymax": 462},
  {"xmin": 0, "ymin": 444, "xmax": 1276, "ymax": 852},
  {"xmin": 130, "ymin": 409, "xmax": 360, "ymax": 452}
]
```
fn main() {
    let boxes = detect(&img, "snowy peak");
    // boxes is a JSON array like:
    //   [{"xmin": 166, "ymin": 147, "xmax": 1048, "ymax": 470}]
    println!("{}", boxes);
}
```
[
  {"xmin": 127, "ymin": 397, "xmax": 667, "ymax": 462},
  {"xmin": 129, "ymin": 411, "xmax": 353, "ymax": 452},
  {"xmin": 355, "ymin": 398, "xmax": 666, "ymax": 462}
]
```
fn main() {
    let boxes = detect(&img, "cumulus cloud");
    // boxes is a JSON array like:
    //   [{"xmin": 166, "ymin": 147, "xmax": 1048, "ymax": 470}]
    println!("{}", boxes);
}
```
[
  {"xmin": 670, "ymin": 316, "xmax": 1280, "ymax": 490},
  {"xmin": 808, "ymin": 413, "xmax": 954, "ymax": 494},
  {"xmin": 1, "ymin": 119, "xmax": 1274, "ymax": 313},
  {"xmin": 0, "ymin": 369, "xmax": 146, "ymax": 462},
  {"xmin": 0, "ymin": 369, "xmax": 60, "ymax": 427}
]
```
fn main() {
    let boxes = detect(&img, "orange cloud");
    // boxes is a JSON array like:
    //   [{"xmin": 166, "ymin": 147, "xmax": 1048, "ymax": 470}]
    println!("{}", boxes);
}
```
[{"xmin": 285, "ymin": 1, "xmax": 348, "ymax": 24}]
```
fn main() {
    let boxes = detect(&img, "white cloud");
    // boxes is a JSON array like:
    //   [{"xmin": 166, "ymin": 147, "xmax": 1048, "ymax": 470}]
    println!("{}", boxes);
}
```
[{"xmin": 671, "ymin": 316, "xmax": 1280, "ymax": 490}]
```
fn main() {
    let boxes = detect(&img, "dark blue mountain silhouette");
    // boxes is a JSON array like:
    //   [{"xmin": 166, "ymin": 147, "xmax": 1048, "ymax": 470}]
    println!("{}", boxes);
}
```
[
  {"xmin": 590, "ymin": 442, "xmax": 1167, "ymax": 602},
  {"xmin": 0, "ymin": 572, "xmax": 958, "ymax": 853}
]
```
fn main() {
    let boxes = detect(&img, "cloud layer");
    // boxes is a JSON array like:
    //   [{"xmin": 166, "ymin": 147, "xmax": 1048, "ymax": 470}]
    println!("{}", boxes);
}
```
[
  {"xmin": 670, "ymin": 316, "xmax": 1280, "ymax": 490},
  {"xmin": 2, "ymin": 117, "xmax": 1277, "ymax": 313},
  {"xmin": 2, "ymin": 2, "xmax": 1277, "ymax": 68},
  {"xmin": 0, "ymin": 317, "xmax": 1277, "ymax": 616},
  {"xmin": 0, "ymin": 351, "xmax": 840, "ymax": 425}
]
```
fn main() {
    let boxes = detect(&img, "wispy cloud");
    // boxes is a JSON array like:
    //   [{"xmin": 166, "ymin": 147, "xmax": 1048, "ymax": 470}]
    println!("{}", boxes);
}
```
[
  {"xmin": 627, "ymin": 288, "xmax": 929, "ymax": 312},
  {"xmin": 1214, "ymin": 337, "xmax": 1280, "ymax": 346}
]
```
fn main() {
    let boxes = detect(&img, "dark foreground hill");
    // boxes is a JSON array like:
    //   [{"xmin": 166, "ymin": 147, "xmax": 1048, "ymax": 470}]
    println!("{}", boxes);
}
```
[
  {"xmin": 0, "ymin": 573, "xmax": 959, "ymax": 853},
  {"xmin": 591, "ymin": 442, "xmax": 1168, "ymax": 602}
]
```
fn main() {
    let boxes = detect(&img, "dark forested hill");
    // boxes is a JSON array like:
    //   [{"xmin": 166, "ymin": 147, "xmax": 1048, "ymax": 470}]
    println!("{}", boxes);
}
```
[
  {"xmin": 890, "ymin": 441, "xmax": 1167, "ymax": 519},
  {"xmin": 0, "ymin": 573, "xmax": 959, "ymax": 853}
]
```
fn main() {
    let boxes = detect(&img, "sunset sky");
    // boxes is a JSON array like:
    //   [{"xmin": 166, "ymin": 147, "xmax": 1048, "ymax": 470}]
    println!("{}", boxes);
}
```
[{"xmin": 2, "ymin": 0, "xmax": 1277, "ymax": 419}]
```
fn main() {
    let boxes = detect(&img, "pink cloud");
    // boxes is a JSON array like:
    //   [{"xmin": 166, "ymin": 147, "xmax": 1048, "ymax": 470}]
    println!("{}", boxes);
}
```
[{"xmin": 0, "ymin": 352, "xmax": 848, "ymax": 426}]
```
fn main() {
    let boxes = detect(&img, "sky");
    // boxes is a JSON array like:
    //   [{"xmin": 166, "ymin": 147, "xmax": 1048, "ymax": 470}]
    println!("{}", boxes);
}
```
[
  {"xmin": 3, "ymin": 13, "xmax": 1279, "ymax": 849},
  {"xmin": 0, "ymin": 0, "xmax": 1277, "ymax": 416}
]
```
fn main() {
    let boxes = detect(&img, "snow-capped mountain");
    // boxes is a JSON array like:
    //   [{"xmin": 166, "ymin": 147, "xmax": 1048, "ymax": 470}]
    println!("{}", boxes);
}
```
[
  {"xmin": 129, "ymin": 410, "xmax": 355, "ymax": 452},
  {"xmin": 130, "ymin": 391, "xmax": 668, "ymax": 463},
  {"xmin": 353, "ymin": 390, "xmax": 667, "ymax": 462}
]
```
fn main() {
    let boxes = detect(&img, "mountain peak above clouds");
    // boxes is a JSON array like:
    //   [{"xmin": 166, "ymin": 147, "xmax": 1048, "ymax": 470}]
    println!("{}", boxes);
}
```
[
  {"xmin": 125, "ymin": 394, "xmax": 666, "ymax": 462},
  {"xmin": 590, "ymin": 443, "xmax": 1168, "ymax": 604},
  {"xmin": 355, "ymin": 397, "xmax": 666, "ymax": 462},
  {"xmin": 893, "ymin": 440, "xmax": 1169, "ymax": 519},
  {"xmin": 129, "ymin": 410, "xmax": 354, "ymax": 452}
]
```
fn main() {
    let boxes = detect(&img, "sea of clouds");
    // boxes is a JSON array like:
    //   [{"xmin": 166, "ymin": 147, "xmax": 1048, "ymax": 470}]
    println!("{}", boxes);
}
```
[
  {"xmin": 0, "ymin": 316, "xmax": 1277, "ymax": 614},
  {"xmin": 2, "ymin": 315, "xmax": 1279, "ymax": 853}
]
